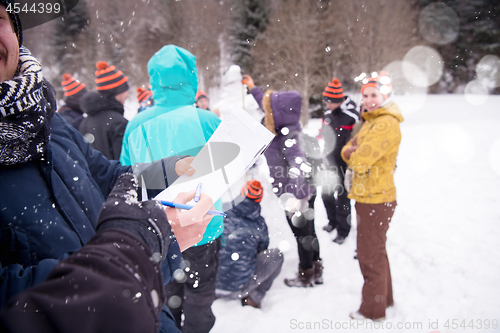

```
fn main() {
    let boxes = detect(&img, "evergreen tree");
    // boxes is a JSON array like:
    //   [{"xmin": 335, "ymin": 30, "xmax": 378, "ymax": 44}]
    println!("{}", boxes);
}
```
[
  {"xmin": 417, "ymin": 0, "xmax": 500, "ymax": 92},
  {"xmin": 53, "ymin": 0, "xmax": 90, "ymax": 75},
  {"xmin": 229, "ymin": 0, "xmax": 271, "ymax": 74}
]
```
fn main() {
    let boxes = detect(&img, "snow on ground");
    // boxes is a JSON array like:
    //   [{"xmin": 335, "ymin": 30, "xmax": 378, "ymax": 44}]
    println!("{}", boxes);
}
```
[{"xmin": 210, "ymin": 94, "xmax": 500, "ymax": 333}]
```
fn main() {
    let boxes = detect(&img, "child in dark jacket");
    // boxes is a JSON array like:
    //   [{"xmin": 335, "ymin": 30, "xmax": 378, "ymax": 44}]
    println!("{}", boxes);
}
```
[
  {"xmin": 320, "ymin": 78, "xmax": 360, "ymax": 244},
  {"xmin": 216, "ymin": 180, "xmax": 283, "ymax": 308}
]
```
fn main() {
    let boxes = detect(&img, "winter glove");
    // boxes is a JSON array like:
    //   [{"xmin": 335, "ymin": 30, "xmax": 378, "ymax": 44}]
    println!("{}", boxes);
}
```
[
  {"xmin": 344, "ymin": 168, "xmax": 353, "ymax": 193},
  {"xmin": 96, "ymin": 173, "xmax": 171, "ymax": 264}
]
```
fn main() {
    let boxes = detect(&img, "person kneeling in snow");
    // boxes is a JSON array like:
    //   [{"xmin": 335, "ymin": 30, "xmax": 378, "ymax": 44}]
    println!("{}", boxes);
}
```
[{"xmin": 215, "ymin": 181, "xmax": 284, "ymax": 308}]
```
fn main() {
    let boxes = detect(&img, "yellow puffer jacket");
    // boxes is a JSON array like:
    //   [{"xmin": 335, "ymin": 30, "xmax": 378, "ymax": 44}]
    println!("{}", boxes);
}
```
[{"xmin": 341, "ymin": 101, "xmax": 404, "ymax": 204}]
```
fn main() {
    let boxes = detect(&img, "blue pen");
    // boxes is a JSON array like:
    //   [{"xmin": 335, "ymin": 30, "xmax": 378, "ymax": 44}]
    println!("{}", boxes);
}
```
[
  {"xmin": 194, "ymin": 182, "xmax": 202, "ymax": 203},
  {"xmin": 159, "ymin": 200, "xmax": 226, "ymax": 217}
]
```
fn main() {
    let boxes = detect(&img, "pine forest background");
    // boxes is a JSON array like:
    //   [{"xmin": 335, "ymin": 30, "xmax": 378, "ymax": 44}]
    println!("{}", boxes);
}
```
[{"xmin": 23, "ymin": 0, "xmax": 500, "ymax": 123}]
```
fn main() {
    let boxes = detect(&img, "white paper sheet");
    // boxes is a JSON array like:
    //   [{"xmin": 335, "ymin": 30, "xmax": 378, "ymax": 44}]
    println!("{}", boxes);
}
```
[{"xmin": 154, "ymin": 107, "xmax": 274, "ymax": 224}]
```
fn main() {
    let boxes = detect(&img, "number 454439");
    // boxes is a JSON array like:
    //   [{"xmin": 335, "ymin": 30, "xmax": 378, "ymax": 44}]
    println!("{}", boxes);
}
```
[{"xmin": 6, "ymin": 2, "xmax": 61, "ymax": 14}]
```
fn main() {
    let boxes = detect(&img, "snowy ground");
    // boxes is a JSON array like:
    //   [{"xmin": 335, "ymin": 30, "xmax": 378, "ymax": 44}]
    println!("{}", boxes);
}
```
[{"xmin": 210, "ymin": 94, "xmax": 500, "ymax": 333}]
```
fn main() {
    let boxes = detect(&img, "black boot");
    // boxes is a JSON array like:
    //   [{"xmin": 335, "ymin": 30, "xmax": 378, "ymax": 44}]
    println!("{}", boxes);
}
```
[
  {"xmin": 241, "ymin": 296, "xmax": 261, "ymax": 309},
  {"xmin": 313, "ymin": 259, "xmax": 323, "ymax": 285},
  {"xmin": 323, "ymin": 224, "xmax": 334, "ymax": 233},
  {"xmin": 284, "ymin": 266, "xmax": 315, "ymax": 287}
]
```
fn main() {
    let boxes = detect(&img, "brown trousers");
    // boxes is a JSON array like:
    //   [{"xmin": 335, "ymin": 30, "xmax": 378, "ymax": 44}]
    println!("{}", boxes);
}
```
[{"xmin": 355, "ymin": 201, "xmax": 397, "ymax": 319}]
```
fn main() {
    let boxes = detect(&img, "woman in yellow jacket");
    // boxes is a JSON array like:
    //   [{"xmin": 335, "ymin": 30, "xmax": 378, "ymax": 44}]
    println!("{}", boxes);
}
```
[{"xmin": 341, "ymin": 73, "xmax": 403, "ymax": 321}]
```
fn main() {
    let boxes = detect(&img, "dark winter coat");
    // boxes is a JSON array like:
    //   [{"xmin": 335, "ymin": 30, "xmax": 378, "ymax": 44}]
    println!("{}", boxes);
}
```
[
  {"xmin": 79, "ymin": 91, "xmax": 128, "ymax": 160},
  {"xmin": 57, "ymin": 95, "xmax": 85, "ymax": 130},
  {"xmin": 0, "ymin": 230, "xmax": 166, "ymax": 333},
  {"xmin": 216, "ymin": 198, "xmax": 269, "ymax": 292},
  {"xmin": 322, "ymin": 96, "xmax": 359, "ymax": 173},
  {"xmin": 57, "ymin": 106, "xmax": 84, "ymax": 130},
  {"xmin": 250, "ymin": 87, "xmax": 315, "ymax": 199},
  {"xmin": 0, "ymin": 113, "xmax": 132, "ymax": 307}
]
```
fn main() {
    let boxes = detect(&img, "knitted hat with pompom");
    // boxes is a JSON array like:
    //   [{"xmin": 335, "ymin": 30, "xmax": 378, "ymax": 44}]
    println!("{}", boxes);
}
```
[
  {"xmin": 94, "ymin": 61, "xmax": 129, "ymax": 96},
  {"xmin": 195, "ymin": 90, "xmax": 208, "ymax": 102},
  {"xmin": 361, "ymin": 71, "xmax": 393, "ymax": 100},
  {"xmin": 137, "ymin": 86, "xmax": 153, "ymax": 103},
  {"xmin": 323, "ymin": 78, "xmax": 344, "ymax": 103},
  {"xmin": 241, "ymin": 180, "xmax": 263, "ymax": 203},
  {"xmin": 61, "ymin": 73, "xmax": 87, "ymax": 99}
]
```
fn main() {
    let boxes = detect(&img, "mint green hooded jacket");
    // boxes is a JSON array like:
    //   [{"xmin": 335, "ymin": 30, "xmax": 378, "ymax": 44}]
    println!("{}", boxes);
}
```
[{"xmin": 120, "ymin": 45, "xmax": 222, "ymax": 246}]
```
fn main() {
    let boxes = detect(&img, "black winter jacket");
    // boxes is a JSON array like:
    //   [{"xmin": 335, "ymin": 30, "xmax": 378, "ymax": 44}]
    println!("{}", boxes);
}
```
[
  {"xmin": 58, "ymin": 96, "xmax": 85, "ymax": 130},
  {"xmin": 58, "ymin": 105, "xmax": 84, "ymax": 129},
  {"xmin": 79, "ymin": 92, "xmax": 128, "ymax": 160},
  {"xmin": 0, "ymin": 230, "xmax": 166, "ymax": 333}
]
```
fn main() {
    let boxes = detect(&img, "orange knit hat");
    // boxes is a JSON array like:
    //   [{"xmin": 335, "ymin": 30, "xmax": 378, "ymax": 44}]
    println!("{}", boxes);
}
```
[
  {"xmin": 361, "ymin": 72, "xmax": 393, "ymax": 99},
  {"xmin": 137, "ymin": 86, "xmax": 153, "ymax": 103},
  {"xmin": 95, "ymin": 61, "xmax": 129, "ymax": 96},
  {"xmin": 61, "ymin": 73, "xmax": 87, "ymax": 98},
  {"xmin": 323, "ymin": 78, "xmax": 344, "ymax": 103},
  {"xmin": 241, "ymin": 180, "xmax": 263, "ymax": 203},
  {"xmin": 195, "ymin": 90, "xmax": 208, "ymax": 102}
]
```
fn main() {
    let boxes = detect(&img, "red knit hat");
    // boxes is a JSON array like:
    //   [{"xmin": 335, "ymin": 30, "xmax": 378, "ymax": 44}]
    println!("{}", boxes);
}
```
[
  {"xmin": 241, "ymin": 180, "xmax": 263, "ymax": 203},
  {"xmin": 61, "ymin": 73, "xmax": 87, "ymax": 99},
  {"xmin": 137, "ymin": 86, "xmax": 153, "ymax": 103},
  {"xmin": 95, "ymin": 61, "xmax": 129, "ymax": 96},
  {"xmin": 195, "ymin": 90, "xmax": 208, "ymax": 102},
  {"xmin": 323, "ymin": 78, "xmax": 344, "ymax": 103}
]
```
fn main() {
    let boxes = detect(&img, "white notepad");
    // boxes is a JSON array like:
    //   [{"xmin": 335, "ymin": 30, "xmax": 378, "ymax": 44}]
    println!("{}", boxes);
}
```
[{"xmin": 155, "ymin": 107, "xmax": 274, "ymax": 224}]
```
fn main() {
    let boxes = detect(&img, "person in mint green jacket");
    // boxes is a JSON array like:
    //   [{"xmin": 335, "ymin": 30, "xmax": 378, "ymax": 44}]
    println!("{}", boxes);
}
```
[{"xmin": 120, "ymin": 45, "xmax": 223, "ymax": 333}]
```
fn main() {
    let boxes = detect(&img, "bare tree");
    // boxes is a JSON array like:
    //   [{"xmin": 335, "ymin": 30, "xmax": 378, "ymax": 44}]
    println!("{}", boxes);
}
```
[
  {"xmin": 251, "ymin": 0, "xmax": 329, "ymax": 125},
  {"xmin": 322, "ymin": 0, "xmax": 422, "ymax": 91},
  {"xmin": 22, "ymin": 0, "xmax": 421, "ymax": 105},
  {"xmin": 154, "ymin": 0, "xmax": 230, "ymax": 91}
]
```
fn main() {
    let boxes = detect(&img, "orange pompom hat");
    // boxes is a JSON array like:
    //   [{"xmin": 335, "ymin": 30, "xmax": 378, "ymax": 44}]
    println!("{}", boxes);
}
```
[
  {"xmin": 94, "ymin": 61, "xmax": 129, "ymax": 96},
  {"xmin": 241, "ymin": 180, "xmax": 263, "ymax": 203},
  {"xmin": 61, "ymin": 73, "xmax": 87, "ymax": 99},
  {"xmin": 137, "ymin": 86, "xmax": 153, "ymax": 103},
  {"xmin": 323, "ymin": 78, "xmax": 344, "ymax": 103},
  {"xmin": 195, "ymin": 90, "xmax": 208, "ymax": 102},
  {"xmin": 361, "ymin": 72, "xmax": 393, "ymax": 100}
]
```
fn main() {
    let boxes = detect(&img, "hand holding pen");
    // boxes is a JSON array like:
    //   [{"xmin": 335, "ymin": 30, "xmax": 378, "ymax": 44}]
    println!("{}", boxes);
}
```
[
  {"xmin": 159, "ymin": 183, "xmax": 225, "ymax": 217},
  {"xmin": 163, "ymin": 190, "xmax": 215, "ymax": 252}
]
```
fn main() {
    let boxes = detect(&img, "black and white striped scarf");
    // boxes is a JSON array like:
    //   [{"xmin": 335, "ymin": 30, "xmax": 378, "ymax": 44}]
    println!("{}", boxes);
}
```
[{"xmin": 0, "ymin": 47, "xmax": 56, "ymax": 166}]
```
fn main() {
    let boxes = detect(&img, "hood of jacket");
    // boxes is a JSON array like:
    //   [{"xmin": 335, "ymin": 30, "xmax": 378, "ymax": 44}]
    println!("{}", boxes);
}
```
[
  {"xmin": 80, "ymin": 91, "xmax": 124, "ymax": 116},
  {"xmin": 362, "ymin": 100, "xmax": 404, "ymax": 123},
  {"xmin": 147, "ymin": 45, "xmax": 198, "ymax": 107},
  {"xmin": 262, "ymin": 90, "xmax": 302, "ymax": 134}
]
